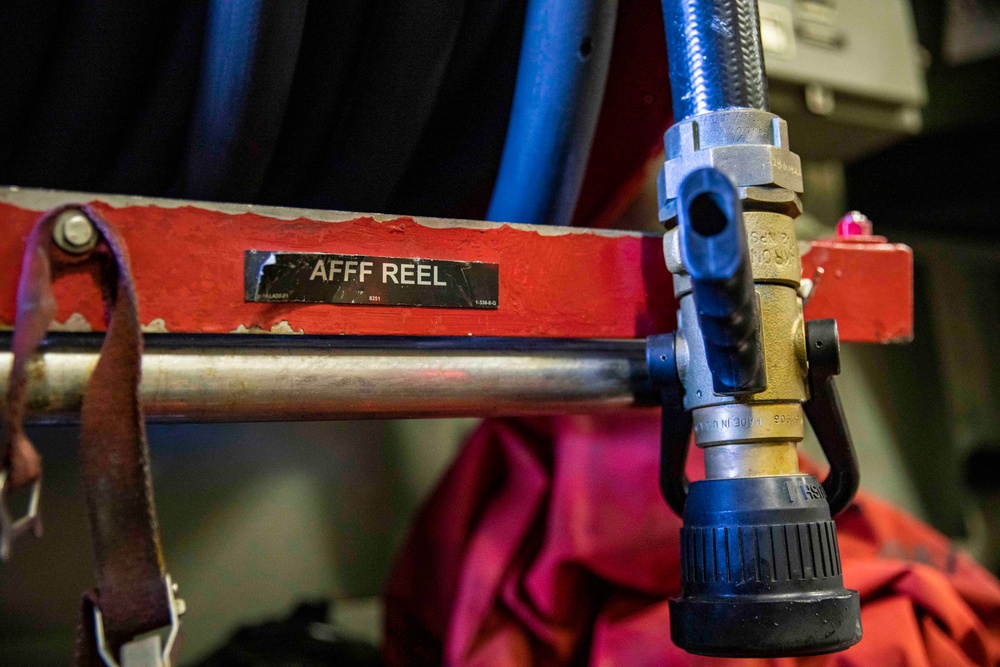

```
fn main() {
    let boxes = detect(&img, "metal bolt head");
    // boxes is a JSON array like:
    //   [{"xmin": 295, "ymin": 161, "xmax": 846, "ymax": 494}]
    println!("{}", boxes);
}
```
[
  {"xmin": 805, "ymin": 83, "xmax": 836, "ymax": 116},
  {"xmin": 53, "ymin": 210, "xmax": 97, "ymax": 253},
  {"xmin": 836, "ymin": 211, "xmax": 873, "ymax": 238}
]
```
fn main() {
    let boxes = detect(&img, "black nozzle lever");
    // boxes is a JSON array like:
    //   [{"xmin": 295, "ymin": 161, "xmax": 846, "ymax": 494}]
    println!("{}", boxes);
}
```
[
  {"xmin": 804, "ymin": 319, "xmax": 861, "ymax": 516},
  {"xmin": 647, "ymin": 333, "xmax": 692, "ymax": 517},
  {"xmin": 677, "ymin": 168, "xmax": 766, "ymax": 396}
]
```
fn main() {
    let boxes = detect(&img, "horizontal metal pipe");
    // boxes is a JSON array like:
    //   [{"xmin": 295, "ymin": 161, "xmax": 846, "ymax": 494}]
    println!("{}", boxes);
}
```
[{"xmin": 0, "ymin": 335, "xmax": 656, "ymax": 423}]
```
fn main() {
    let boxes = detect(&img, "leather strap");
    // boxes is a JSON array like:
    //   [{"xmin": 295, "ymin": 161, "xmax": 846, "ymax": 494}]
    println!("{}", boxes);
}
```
[{"xmin": 1, "ymin": 206, "xmax": 172, "ymax": 666}]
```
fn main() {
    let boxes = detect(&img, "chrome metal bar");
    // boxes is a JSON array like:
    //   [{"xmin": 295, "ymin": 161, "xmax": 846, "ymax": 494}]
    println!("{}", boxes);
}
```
[{"xmin": 0, "ymin": 335, "xmax": 655, "ymax": 423}]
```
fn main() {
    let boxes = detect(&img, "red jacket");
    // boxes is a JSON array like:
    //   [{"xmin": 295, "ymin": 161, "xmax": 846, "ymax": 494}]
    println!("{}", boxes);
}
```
[{"xmin": 385, "ymin": 414, "xmax": 1000, "ymax": 666}]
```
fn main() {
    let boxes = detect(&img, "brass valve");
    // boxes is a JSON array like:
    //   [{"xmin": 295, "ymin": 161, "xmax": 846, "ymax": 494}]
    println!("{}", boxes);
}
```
[{"xmin": 647, "ymin": 155, "xmax": 862, "ymax": 657}]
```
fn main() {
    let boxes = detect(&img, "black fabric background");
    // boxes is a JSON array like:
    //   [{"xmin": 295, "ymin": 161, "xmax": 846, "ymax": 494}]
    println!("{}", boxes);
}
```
[{"xmin": 0, "ymin": 0, "xmax": 526, "ymax": 219}]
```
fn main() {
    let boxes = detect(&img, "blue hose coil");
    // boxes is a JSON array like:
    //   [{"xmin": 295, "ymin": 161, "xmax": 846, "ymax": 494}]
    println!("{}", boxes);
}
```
[{"xmin": 487, "ymin": 0, "xmax": 617, "ymax": 226}]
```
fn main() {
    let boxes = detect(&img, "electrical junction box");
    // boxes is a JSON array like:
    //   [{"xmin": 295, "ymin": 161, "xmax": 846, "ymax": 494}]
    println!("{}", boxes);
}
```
[{"xmin": 758, "ymin": 0, "xmax": 928, "ymax": 160}]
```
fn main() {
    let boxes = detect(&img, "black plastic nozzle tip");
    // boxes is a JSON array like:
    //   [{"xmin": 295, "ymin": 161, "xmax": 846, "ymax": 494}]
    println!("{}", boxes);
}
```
[{"xmin": 671, "ymin": 475, "xmax": 862, "ymax": 657}]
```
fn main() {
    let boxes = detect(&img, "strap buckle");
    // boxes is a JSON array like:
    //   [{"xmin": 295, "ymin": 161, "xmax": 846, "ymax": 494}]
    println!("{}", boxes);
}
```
[
  {"xmin": 94, "ymin": 574, "xmax": 185, "ymax": 667},
  {"xmin": 0, "ymin": 469, "xmax": 42, "ymax": 561}
]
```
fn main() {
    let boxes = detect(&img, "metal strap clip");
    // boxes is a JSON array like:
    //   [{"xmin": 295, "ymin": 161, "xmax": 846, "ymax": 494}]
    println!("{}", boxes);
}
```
[
  {"xmin": 94, "ymin": 574, "xmax": 185, "ymax": 667},
  {"xmin": 0, "ymin": 469, "xmax": 42, "ymax": 561}
]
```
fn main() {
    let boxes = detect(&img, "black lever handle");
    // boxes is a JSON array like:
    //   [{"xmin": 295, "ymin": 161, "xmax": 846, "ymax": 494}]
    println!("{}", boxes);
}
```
[
  {"xmin": 804, "ymin": 319, "xmax": 860, "ymax": 516},
  {"xmin": 647, "ymin": 333, "xmax": 692, "ymax": 516},
  {"xmin": 677, "ymin": 168, "xmax": 766, "ymax": 396}
]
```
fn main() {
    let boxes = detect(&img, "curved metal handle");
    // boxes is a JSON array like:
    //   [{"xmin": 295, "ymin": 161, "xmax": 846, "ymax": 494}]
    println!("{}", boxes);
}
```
[
  {"xmin": 660, "ymin": 395, "xmax": 693, "ymax": 517},
  {"xmin": 0, "ymin": 471, "xmax": 42, "ymax": 562},
  {"xmin": 647, "ymin": 333, "xmax": 693, "ymax": 516},
  {"xmin": 804, "ymin": 319, "xmax": 860, "ymax": 516}
]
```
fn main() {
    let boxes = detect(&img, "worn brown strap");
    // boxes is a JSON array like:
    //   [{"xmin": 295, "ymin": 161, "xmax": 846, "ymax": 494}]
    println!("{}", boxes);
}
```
[{"xmin": 1, "ymin": 206, "xmax": 172, "ymax": 665}]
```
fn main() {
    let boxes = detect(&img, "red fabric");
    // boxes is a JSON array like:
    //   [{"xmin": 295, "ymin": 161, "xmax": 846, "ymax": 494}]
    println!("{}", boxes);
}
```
[{"xmin": 384, "ymin": 414, "xmax": 1000, "ymax": 666}]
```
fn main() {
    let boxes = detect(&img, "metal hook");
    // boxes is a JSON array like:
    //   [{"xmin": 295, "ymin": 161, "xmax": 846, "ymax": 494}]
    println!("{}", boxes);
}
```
[
  {"xmin": 0, "ymin": 469, "xmax": 43, "ymax": 561},
  {"xmin": 94, "ymin": 574, "xmax": 185, "ymax": 667}
]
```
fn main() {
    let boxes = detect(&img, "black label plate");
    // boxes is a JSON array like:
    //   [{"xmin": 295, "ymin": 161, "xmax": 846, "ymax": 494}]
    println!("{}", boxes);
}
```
[{"xmin": 245, "ymin": 251, "xmax": 499, "ymax": 310}]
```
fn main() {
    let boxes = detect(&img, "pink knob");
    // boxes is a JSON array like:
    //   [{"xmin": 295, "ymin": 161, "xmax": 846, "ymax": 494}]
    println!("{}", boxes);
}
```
[{"xmin": 837, "ymin": 211, "xmax": 873, "ymax": 237}]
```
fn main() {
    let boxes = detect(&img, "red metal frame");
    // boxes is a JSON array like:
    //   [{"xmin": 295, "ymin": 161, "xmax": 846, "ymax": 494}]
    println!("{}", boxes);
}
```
[
  {"xmin": 0, "ymin": 190, "xmax": 912, "ymax": 343},
  {"xmin": 802, "ymin": 234, "xmax": 913, "ymax": 344}
]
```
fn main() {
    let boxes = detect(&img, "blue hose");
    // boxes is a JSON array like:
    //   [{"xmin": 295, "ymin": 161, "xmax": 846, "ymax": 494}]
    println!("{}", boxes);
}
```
[
  {"xmin": 184, "ymin": 1, "xmax": 308, "ymax": 202},
  {"xmin": 660, "ymin": 0, "xmax": 768, "ymax": 122},
  {"xmin": 487, "ymin": 0, "xmax": 618, "ymax": 226}
]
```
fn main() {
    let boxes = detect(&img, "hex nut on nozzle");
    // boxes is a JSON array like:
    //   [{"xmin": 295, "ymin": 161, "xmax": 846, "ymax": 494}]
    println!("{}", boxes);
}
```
[{"xmin": 659, "ymin": 109, "xmax": 805, "ymax": 221}]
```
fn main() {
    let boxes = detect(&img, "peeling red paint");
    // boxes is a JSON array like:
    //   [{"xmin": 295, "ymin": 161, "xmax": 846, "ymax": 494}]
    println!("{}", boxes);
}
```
[
  {"xmin": 0, "ymin": 201, "xmax": 676, "ymax": 338},
  {"xmin": 0, "ymin": 202, "xmax": 912, "ymax": 342}
]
